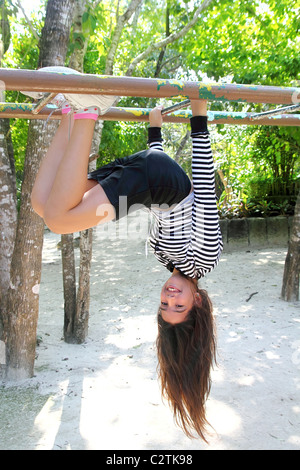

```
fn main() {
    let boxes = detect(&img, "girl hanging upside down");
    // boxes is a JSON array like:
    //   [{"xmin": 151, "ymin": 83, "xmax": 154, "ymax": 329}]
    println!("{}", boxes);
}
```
[{"xmin": 31, "ymin": 98, "xmax": 223, "ymax": 442}]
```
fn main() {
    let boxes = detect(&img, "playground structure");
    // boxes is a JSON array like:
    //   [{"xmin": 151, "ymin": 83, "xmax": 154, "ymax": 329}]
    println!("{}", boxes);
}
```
[
  {"xmin": 0, "ymin": 68, "xmax": 299, "ymax": 126},
  {"xmin": 1, "ymin": 68, "xmax": 299, "ymax": 386}
]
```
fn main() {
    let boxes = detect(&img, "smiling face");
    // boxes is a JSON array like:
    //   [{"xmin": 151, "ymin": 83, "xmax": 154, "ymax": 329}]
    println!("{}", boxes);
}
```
[{"xmin": 160, "ymin": 270, "xmax": 198, "ymax": 325}]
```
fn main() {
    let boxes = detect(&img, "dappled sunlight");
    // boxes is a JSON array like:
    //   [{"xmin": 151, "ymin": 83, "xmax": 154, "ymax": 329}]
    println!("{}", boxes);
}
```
[
  {"xmin": 104, "ymin": 314, "xmax": 157, "ymax": 350},
  {"xmin": 211, "ymin": 365, "xmax": 225, "ymax": 384},
  {"xmin": 237, "ymin": 304, "xmax": 254, "ymax": 314},
  {"xmin": 206, "ymin": 399, "xmax": 242, "ymax": 437},
  {"xmin": 3, "ymin": 231, "xmax": 297, "ymax": 450},
  {"xmin": 288, "ymin": 436, "xmax": 300, "ymax": 447},
  {"xmin": 41, "ymin": 232, "xmax": 61, "ymax": 264},
  {"xmin": 251, "ymin": 251, "xmax": 286, "ymax": 266},
  {"xmin": 78, "ymin": 372, "xmax": 170, "ymax": 450},
  {"xmin": 236, "ymin": 375, "xmax": 256, "ymax": 386},
  {"xmin": 226, "ymin": 330, "xmax": 245, "ymax": 343},
  {"xmin": 34, "ymin": 391, "xmax": 65, "ymax": 450},
  {"xmin": 265, "ymin": 350, "xmax": 281, "ymax": 360}
]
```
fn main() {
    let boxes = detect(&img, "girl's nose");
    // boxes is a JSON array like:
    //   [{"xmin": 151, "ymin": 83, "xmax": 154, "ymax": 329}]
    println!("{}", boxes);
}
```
[{"xmin": 166, "ymin": 291, "xmax": 175, "ymax": 298}]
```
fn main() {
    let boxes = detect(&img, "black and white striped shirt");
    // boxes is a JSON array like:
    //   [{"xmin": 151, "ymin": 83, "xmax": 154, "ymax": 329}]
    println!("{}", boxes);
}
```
[{"xmin": 147, "ymin": 116, "xmax": 223, "ymax": 280}]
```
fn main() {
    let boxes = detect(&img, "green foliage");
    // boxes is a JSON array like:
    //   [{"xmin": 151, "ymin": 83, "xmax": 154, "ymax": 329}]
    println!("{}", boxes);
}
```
[
  {"xmin": 10, "ymin": 117, "xmax": 29, "ymax": 177},
  {"xmin": 98, "ymin": 119, "xmax": 148, "ymax": 166},
  {"xmin": 179, "ymin": 0, "xmax": 300, "ymax": 218},
  {"xmin": 0, "ymin": 0, "xmax": 17, "ymax": 56},
  {"xmin": 3, "ymin": 3, "xmax": 43, "ymax": 69},
  {"xmin": 1, "ymin": 0, "xmax": 45, "ymax": 205},
  {"xmin": 247, "ymin": 126, "xmax": 300, "ymax": 196},
  {"xmin": 213, "ymin": 124, "xmax": 300, "ymax": 218},
  {"xmin": 162, "ymin": 120, "xmax": 192, "ymax": 176},
  {"xmin": 185, "ymin": 0, "xmax": 300, "ymax": 87}
]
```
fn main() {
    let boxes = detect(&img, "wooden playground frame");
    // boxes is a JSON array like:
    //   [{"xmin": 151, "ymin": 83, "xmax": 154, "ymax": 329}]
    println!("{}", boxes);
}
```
[{"xmin": 0, "ymin": 68, "xmax": 299, "ymax": 126}]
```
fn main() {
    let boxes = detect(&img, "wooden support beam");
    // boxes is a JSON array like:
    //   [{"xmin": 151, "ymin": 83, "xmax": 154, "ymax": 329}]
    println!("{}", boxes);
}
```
[
  {"xmin": 0, "ymin": 103, "xmax": 299, "ymax": 126},
  {"xmin": 0, "ymin": 68, "xmax": 300, "ymax": 105}
]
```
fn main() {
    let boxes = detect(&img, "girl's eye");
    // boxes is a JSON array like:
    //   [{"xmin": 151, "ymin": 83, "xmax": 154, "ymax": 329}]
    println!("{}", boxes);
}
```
[
  {"xmin": 176, "ymin": 305, "xmax": 184, "ymax": 308},
  {"xmin": 161, "ymin": 302, "xmax": 167, "ymax": 306}
]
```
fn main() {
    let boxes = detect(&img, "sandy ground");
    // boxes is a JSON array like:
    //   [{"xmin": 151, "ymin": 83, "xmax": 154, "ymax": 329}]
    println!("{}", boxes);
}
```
[{"xmin": 0, "ymin": 211, "xmax": 299, "ymax": 451}]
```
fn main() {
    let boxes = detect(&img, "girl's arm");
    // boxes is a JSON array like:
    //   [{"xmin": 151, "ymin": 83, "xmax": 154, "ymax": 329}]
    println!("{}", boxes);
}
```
[
  {"xmin": 148, "ymin": 106, "xmax": 164, "ymax": 151},
  {"xmin": 191, "ymin": 100, "xmax": 208, "ymax": 118},
  {"xmin": 190, "ymin": 100, "xmax": 223, "ymax": 276}
]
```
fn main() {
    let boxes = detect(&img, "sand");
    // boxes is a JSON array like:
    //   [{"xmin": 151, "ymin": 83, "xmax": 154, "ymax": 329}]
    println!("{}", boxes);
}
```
[{"xmin": 0, "ymin": 211, "xmax": 299, "ymax": 450}]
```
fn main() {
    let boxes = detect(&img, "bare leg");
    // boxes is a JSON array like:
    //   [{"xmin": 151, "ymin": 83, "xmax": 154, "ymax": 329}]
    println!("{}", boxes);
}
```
[
  {"xmin": 42, "ymin": 117, "xmax": 116, "ymax": 234},
  {"xmin": 46, "ymin": 118, "xmax": 95, "ymax": 212},
  {"xmin": 31, "ymin": 114, "xmax": 75, "ymax": 218}
]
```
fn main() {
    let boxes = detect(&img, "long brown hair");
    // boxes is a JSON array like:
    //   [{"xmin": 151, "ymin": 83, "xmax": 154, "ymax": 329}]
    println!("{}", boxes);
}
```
[{"xmin": 156, "ymin": 286, "xmax": 216, "ymax": 442}]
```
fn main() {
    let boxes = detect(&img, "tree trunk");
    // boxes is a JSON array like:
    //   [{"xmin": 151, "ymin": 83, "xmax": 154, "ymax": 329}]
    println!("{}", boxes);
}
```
[
  {"xmin": 72, "ymin": 123, "xmax": 101, "ymax": 343},
  {"xmin": 62, "ymin": 125, "xmax": 101, "ymax": 344},
  {"xmin": 61, "ymin": 0, "xmax": 94, "ymax": 344},
  {"xmin": 0, "ymin": 118, "xmax": 17, "ymax": 343},
  {"xmin": 61, "ymin": 0, "xmax": 106, "ymax": 344},
  {"xmin": 73, "ymin": 227, "xmax": 93, "ymax": 343},
  {"xmin": 3, "ymin": 0, "xmax": 75, "ymax": 380},
  {"xmin": 38, "ymin": 0, "xmax": 75, "ymax": 69},
  {"xmin": 281, "ymin": 190, "xmax": 300, "ymax": 302},
  {"xmin": 154, "ymin": 2, "xmax": 170, "ymax": 78},
  {"xmin": 3, "ymin": 122, "xmax": 56, "ymax": 379},
  {"xmin": 62, "ymin": 233, "xmax": 77, "ymax": 342},
  {"xmin": 0, "ymin": 0, "xmax": 17, "ymax": 347},
  {"xmin": 105, "ymin": 0, "xmax": 144, "ymax": 75},
  {"xmin": 68, "ymin": 0, "xmax": 89, "ymax": 71}
]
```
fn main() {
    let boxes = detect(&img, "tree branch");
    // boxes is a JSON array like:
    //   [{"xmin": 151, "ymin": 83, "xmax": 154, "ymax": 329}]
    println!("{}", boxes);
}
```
[
  {"xmin": 93, "ymin": 0, "xmax": 103, "ymax": 8},
  {"xmin": 175, "ymin": 129, "xmax": 191, "ymax": 163},
  {"xmin": 16, "ymin": 0, "xmax": 40, "ymax": 43},
  {"xmin": 126, "ymin": 0, "xmax": 215, "ymax": 76},
  {"xmin": 154, "ymin": 2, "xmax": 170, "ymax": 78},
  {"xmin": 105, "ymin": 0, "xmax": 144, "ymax": 74},
  {"xmin": 68, "ymin": 0, "xmax": 88, "ymax": 72}
]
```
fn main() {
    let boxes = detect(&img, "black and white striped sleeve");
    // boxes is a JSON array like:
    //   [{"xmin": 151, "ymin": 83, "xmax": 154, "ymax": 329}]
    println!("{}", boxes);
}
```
[
  {"xmin": 190, "ymin": 116, "xmax": 223, "ymax": 276},
  {"xmin": 147, "ymin": 126, "xmax": 164, "ymax": 151}
]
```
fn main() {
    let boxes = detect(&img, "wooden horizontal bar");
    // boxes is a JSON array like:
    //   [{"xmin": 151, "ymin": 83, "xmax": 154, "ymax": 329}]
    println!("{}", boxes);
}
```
[
  {"xmin": 0, "ymin": 103, "xmax": 299, "ymax": 126},
  {"xmin": 0, "ymin": 68, "xmax": 300, "ymax": 105},
  {"xmin": 111, "ymin": 108, "xmax": 300, "ymax": 126},
  {"xmin": 251, "ymin": 103, "xmax": 300, "ymax": 120}
]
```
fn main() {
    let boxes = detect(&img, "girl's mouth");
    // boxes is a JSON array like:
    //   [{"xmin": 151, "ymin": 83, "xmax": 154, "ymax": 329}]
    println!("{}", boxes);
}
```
[{"xmin": 166, "ymin": 285, "xmax": 181, "ymax": 293}]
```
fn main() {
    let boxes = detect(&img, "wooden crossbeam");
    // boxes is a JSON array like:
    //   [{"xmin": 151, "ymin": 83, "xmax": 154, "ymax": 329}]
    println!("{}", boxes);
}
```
[
  {"xmin": 0, "ymin": 68, "xmax": 300, "ymax": 105},
  {"xmin": 0, "ymin": 103, "xmax": 299, "ymax": 126}
]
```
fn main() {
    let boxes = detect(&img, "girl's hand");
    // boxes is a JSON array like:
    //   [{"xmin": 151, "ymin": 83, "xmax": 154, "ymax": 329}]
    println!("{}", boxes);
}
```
[
  {"xmin": 190, "ymin": 100, "xmax": 208, "ymax": 117},
  {"xmin": 149, "ymin": 105, "xmax": 163, "ymax": 127}
]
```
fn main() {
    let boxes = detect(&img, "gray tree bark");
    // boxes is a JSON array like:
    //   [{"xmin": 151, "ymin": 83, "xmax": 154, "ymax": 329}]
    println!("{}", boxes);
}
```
[
  {"xmin": 3, "ymin": 0, "xmax": 76, "ymax": 380},
  {"xmin": 0, "ymin": 119, "xmax": 17, "ymax": 343},
  {"xmin": 281, "ymin": 190, "xmax": 300, "ymax": 302},
  {"xmin": 62, "ymin": 0, "xmax": 96, "ymax": 344}
]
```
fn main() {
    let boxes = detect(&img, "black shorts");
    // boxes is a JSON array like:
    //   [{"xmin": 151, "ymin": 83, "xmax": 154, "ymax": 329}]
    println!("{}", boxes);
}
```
[{"xmin": 88, "ymin": 149, "xmax": 191, "ymax": 220}]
